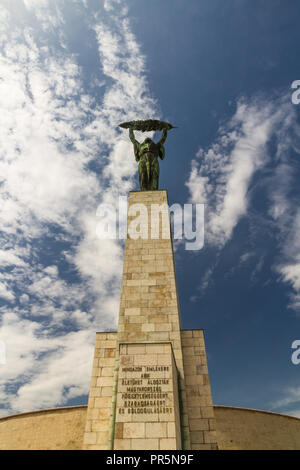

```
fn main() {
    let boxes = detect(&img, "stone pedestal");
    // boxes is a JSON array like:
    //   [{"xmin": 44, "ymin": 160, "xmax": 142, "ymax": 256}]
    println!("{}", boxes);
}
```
[{"xmin": 82, "ymin": 190, "xmax": 218, "ymax": 450}]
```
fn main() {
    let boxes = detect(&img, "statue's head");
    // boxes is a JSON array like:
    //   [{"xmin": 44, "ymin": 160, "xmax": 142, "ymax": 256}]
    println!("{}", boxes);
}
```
[{"xmin": 143, "ymin": 137, "xmax": 152, "ymax": 144}]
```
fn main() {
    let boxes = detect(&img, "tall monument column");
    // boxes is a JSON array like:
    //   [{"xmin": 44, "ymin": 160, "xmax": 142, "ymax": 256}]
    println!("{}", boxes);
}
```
[{"xmin": 114, "ymin": 190, "xmax": 189, "ymax": 449}]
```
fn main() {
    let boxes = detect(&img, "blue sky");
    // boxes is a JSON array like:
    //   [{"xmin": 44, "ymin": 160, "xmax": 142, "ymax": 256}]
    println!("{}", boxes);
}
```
[{"xmin": 0, "ymin": 0, "xmax": 300, "ymax": 417}]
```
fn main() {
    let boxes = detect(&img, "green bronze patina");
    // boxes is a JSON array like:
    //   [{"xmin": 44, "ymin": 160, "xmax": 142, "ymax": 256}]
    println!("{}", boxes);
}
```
[{"xmin": 119, "ymin": 120, "xmax": 176, "ymax": 191}]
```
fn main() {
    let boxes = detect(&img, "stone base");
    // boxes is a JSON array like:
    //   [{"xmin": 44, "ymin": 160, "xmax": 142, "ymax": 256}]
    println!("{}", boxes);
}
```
[{"xmin": 82, "ymin": 329, "xmax": 217, "ymax": 450}]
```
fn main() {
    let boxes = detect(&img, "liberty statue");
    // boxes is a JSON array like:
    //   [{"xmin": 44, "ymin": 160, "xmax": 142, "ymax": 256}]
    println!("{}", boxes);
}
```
[{"xmin": 119, "ymin": 119, "xmax": 176, "ymax": 191}]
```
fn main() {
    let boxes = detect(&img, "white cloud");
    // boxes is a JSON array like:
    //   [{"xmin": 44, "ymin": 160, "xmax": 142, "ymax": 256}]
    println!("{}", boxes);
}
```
[
  {"xmin": 283, "ymin": 409, "xmax": 300, "ymax": 419},
  {"xmin": 0, "ymin": 283, "xmax": 15, "ymax": 302},
  {"xmin": 265, "ymin": 116, "xmax": 300, "ymax": 313},
  {"xmin": 0, "ymin": 311, "xmax": 94, "ymax": 416},
  {"xmin": 272, "ymin": 386, "xmax": 300, "ymax": 410},
  {"xmin": 190, "ymin": 265, "xmax": 215, "ymax": 302},
  {"xmin": 186, "ymin": 94, "xmax": 300, "ymax": 312},
  {"xmin": 187, "ymin": 96, "xmax": 296, "ymax": 248},
  {"xmin": 0, "ymin": 0, "xmax": 159, "ymax": 415},
  {"xmin": 276, "ymin": 211, "xmax": 300, "ymax": 313},
  {"xmin": 22, "ymin": 0, "xmax": 64, "ymax": 31},
  {"xmin": 0, "ymin": 250, "xmax": 26, "ymax": 267},
  {"xmin": 23, "ymin": 0, "xmax": 49, "ymax": 9},
  {"xmin": 104, "ymin": 0, "xmax": 122, "ymax": 12}
]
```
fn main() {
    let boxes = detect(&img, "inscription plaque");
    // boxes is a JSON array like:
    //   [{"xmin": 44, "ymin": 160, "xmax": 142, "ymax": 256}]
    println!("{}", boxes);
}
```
[
  {"xmin": 119, "ymin": 365, "xmax": 172, "ymax": 415},
  {"xmin": 114, "ymin": 342, "xmax": 182, "ymax": 449}
]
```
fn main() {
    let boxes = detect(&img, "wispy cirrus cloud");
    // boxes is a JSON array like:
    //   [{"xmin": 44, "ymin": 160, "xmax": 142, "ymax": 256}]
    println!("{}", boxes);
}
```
[
  {"xmin": 186, "ymin": 94, "xmax": 297, "ymax": 248},
  {"xmin": 271, "ymin": 385, "xmax": 300, "ymax": 415},
  {"xmin": 0, "ymin": 0, "xmax": 159, "ymax": 416},
  {"xmin": 186, "ymin": 93, "xmax": 300, "ymax": 308},
  {"xmin": 276, "ymin": 211, "xmax": 300, "ymax": 313}
]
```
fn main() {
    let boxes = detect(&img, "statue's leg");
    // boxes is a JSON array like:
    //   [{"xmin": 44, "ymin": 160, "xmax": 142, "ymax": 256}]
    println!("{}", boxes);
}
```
[
  {"xmin": 146, "ymin": 158, "xmax": 151, "ymax": 190},
  {"xmin": 139, "ymin": 161, "xmax": 147, "ymax": 191},
  {"xmin": 151, "ymin": 159, "xmax": 159, "ymax": 190}
]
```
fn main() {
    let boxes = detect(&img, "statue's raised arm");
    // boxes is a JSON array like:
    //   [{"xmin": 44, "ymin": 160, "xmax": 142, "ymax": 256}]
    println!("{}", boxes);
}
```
[
  {"xmin": 157, "ymin": 128, "xmax": 168, "ymax": 146},
  {"xmin": 129, "ymin": 128, "xmax": 140, "ymax": 162},
  {"xmin": 129, "ymin": 127, "xmax": 138, "ymax": 145}
]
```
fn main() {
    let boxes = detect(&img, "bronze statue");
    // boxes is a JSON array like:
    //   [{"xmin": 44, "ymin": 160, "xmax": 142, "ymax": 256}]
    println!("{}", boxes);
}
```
[{"xmin": 119, "ymin": 120, "xmax": 176, "ymax": 191}]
